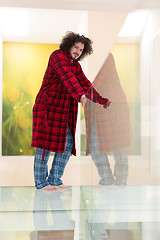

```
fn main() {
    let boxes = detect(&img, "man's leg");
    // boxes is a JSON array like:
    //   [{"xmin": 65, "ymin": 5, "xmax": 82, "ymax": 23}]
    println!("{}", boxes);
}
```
[
  {"xmin": 34, "ymin": 148, "xmax": 51, "ymax": 189},
  {"xmin": 48, "ymin": 127, "xmax": 73, "ymax": 186},
  {"xmin": 113, "ymin": 148, "xmax": 128, "ymax": 185},
  {"xmin": 88, "ymin": 123, "xmax": 114, "ymax": 185}
]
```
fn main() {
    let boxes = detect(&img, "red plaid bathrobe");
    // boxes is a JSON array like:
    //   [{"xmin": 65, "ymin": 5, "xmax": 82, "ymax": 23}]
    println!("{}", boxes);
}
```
[
  {"xmin": 85, "ymin": 53, "xmax": 131, "ymax": 155},
  {"xmin": 31, "ymin": 49, "xmax": 108, "ymax": 155}
]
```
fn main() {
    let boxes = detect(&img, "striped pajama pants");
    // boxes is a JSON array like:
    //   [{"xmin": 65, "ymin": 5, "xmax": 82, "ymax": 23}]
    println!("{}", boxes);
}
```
[
  {"xmin": 34, "ymin": 127, "xmax": 73, "ymax": 189},
  {"xmin": 88, "ymin": 123, "xmax": 128, "ymax": 186}
]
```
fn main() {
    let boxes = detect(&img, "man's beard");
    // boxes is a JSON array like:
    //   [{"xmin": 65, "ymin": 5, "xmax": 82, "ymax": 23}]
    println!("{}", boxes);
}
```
[{"xmin": 70, "ymin": 53, "xmax": 79, "ymax": 61}]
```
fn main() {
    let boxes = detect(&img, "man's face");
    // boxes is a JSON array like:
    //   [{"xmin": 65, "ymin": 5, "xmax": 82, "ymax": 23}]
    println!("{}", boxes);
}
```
[{"xmin": 70, "ymin": 42, "xmax": 84, "ymax": 60}]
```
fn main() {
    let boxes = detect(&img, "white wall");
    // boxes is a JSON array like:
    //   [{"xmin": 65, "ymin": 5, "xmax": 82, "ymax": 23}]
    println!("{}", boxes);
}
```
[
  {"xmin": 140, "ymin": 10, "xmax": 160, "ymax": 180},
  {"xmin": 88, "ymin": 11, "xmax": 128, "ymax": 81}
]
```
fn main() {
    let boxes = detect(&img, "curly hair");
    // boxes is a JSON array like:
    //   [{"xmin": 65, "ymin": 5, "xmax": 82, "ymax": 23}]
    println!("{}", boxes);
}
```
[{"xmin": 60, "ymin": 31, "xmax": 93, "ymax": 61}]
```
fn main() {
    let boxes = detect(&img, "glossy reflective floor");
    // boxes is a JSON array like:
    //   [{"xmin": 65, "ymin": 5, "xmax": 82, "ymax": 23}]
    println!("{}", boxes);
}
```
[{"xmin": 0, "ymin": 186, "xmax": 160, "ymax": 240}]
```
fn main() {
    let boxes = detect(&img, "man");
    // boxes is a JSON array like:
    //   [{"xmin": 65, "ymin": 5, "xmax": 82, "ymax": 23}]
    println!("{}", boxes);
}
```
[
  {"xmin": 31, "ymin": 32, "xmax": 110, "ymax": 190},
  {"xmin": 85, "ymin": 52, "xmax": 131, "ymax": 186}
]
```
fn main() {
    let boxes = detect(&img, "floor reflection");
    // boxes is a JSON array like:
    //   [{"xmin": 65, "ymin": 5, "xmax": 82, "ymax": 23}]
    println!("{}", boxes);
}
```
[
  {"xmin": 82, "ymin": 185, "xmax": 160, "ymax": 240},
  {"xmin": 0, "ymin": 186, "xmax": 160, "ymax": 239},
  {"xmin": 30, "ymin": 230, "xmax": 74, "ymax": 240},
  {"xmin": 31, "ymin": 189, "xmax": 75, "ymax": 238}
]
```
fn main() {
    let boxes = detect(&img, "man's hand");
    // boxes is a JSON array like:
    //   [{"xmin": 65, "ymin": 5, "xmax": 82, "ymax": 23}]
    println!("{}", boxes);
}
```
[
  {"xmin": 80, "ymin": 94, "xmax": 87, "ymax": 107},
  {"xmin": 103, "ymin": 101, "xmax": 111, "ymax": 109}
]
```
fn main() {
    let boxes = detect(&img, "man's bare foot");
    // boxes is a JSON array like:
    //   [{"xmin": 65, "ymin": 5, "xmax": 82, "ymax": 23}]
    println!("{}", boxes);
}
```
[
  {"xmin": 57, "ymin": 185, "xmax": 70, "ymax": 189},
  {"xmin": 52, "ymin": 185, "xmax": 69, "ymax": 190},
  {"xmin": 41, "ymin": 185, "xmax": 58, "ymax": 191}
]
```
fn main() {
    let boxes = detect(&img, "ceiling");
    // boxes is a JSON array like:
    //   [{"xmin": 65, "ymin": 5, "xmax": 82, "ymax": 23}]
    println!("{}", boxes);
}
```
[
  {"xmin": 1, "ymin": 0, "xmax": 160, "ymax": 11},
  {"xmin": 0, "ymin": 0, "xmax": 160, "ymax": 43},
  {"xmin": 0, "ymin": 8, "xmax": 86, "ymax": 43},
  {"xmin": 0, "ymin": 0, "xmax": 160, "ymax": 11}
]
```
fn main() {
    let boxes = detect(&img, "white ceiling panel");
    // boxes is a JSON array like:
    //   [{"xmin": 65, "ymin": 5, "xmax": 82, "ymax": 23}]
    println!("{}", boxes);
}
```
[
  {"xmin": 0, "ymin": 0, "xmax": 160, "ymax": 11},
  {"xmin": 0, "ymin": 0, "xmax": 160, "ymax": 43},
  {"xmin": 0, "ymin": 8, "xmax": 85, "ymax": 43}
]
